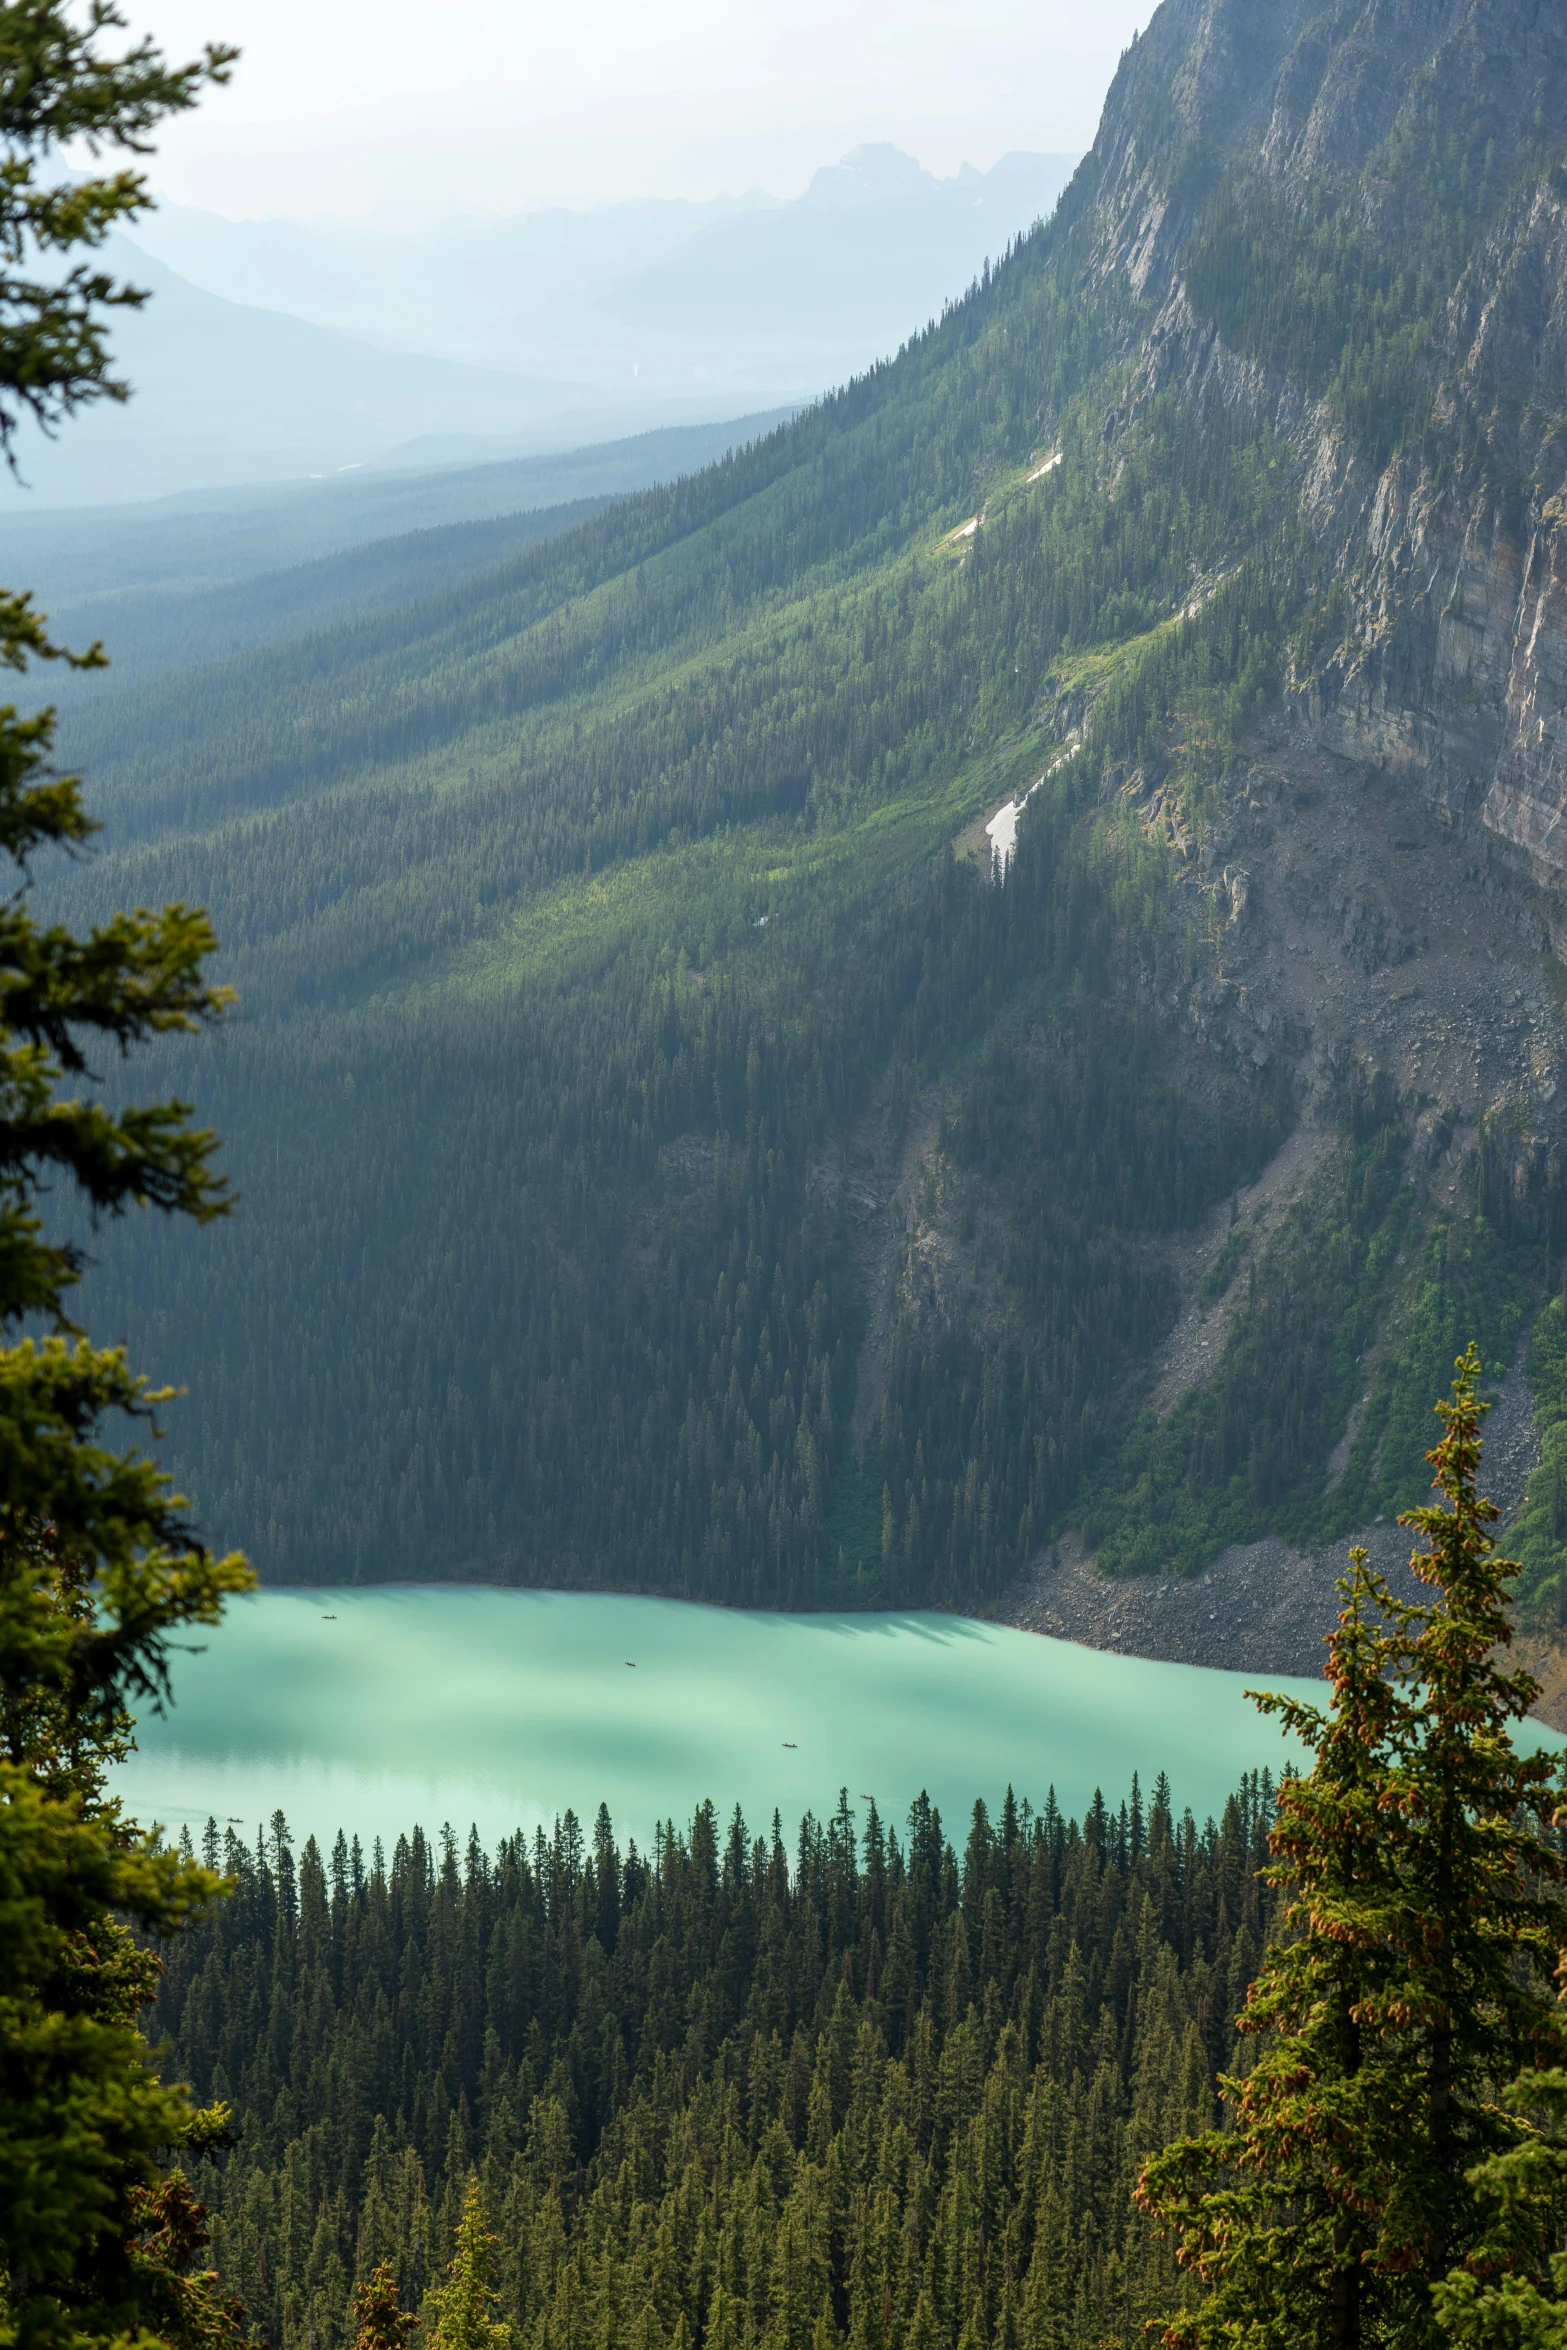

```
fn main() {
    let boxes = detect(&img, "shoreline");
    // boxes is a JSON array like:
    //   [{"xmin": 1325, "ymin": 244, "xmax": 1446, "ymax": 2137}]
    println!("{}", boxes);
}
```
[
  {"xmin": 985, "ymin": 1339, "xmax": 1563, "ymax": 1724},
  {"xmin": 247, "ymin": 1321, "xmax": 1561, "ymax": 1732}
]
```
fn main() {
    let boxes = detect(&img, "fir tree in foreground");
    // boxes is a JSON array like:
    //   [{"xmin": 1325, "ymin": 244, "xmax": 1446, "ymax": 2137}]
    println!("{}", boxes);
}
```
[
  {"xmin": 1138, "ymin": 1347, "xmax": 1567, "ymax": 2350},
  {"xmin": 0, "ymin": 5, "xmax": 246, "ymax": 2344}
]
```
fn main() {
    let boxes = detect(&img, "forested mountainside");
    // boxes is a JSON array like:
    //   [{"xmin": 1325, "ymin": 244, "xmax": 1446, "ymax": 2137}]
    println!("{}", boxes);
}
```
[
  {"xmin": 158, "ymin": 1778, "xmax": 1272, "ymax": 2350},
  {"xmin": 50, "ymin": 0, "xmax": 1567, "ymax": 1619},
  {"xmin": 20, "ymin": 413, "xmax": 793, "ymax": 698}
]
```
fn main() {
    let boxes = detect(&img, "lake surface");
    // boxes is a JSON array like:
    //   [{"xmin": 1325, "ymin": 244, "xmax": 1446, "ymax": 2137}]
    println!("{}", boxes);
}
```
[
  {"xmin": 109, "ymin": 1586, "xmax": 1563, "ymax": 1854},
  {"xmin": 112, "ymin": 1586, "xmax": 1321, "ymax": 1850}
]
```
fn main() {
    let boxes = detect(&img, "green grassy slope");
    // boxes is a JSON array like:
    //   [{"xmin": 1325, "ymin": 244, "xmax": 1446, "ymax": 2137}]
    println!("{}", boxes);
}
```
[{"xmin": 51, "ymin": 0, "xmax": 1567, "ymax": 1600}]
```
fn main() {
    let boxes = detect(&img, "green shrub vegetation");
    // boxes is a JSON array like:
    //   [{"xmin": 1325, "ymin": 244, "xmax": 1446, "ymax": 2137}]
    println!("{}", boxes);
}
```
[{"xmin": 1077, "ymin": 1085, "xmax": 1542, "ymax": 1581}]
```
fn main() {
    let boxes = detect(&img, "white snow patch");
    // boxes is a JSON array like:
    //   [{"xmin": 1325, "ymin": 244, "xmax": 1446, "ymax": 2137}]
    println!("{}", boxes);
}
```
[
  {"xmin": 986, "ymin": 799, "xmax": 1022, "ymax": 873},
  {"xmin": 985, "ymin": 735, "xmax": 1083, "ymax": 880}
]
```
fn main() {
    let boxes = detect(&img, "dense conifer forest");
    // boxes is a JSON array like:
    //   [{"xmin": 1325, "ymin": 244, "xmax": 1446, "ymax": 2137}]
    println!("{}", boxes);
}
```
[{"xmin": 158, "ymin": 1778, "xmax": 1274, "ymax": 2350}]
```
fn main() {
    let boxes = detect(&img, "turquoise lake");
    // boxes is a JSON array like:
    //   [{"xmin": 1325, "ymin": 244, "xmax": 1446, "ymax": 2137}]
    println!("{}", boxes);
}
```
[{"xmin": 110, "ymin": 1585, "xmax": 1354, "ymax": 1851}]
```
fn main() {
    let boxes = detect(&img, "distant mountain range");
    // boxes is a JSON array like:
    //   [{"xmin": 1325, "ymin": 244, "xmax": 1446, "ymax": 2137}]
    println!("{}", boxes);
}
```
[
  {"xmin": 0, "ymin": 239, "xmax": 612, "ymax": 508},
  {"xmin": 0, "ymin": 147, "xmax": 1076, "ymax": 506}
]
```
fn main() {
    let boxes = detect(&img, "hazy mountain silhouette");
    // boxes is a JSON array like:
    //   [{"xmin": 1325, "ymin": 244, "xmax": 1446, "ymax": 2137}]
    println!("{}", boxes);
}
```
[{"xmin": 12, "ymin": 147, "xmax": 1077, "ymax": 502}]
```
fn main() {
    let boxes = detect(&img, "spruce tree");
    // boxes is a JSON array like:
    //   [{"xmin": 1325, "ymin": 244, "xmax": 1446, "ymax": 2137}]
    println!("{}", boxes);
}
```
[
  {"xmin": 426, "ymin": 2180, "xmax": 511, "ymax": 2350},
  {"xmin": 0, "ymin": 7, "xmax": 249, "ymax": 2346},
  {"xmin": 1138, "ymin": 1349, "xmax": 1567, "ymax": 2349},
  {"xmin": 1431, "ymin": 2060, "xmax": 1567, "ymax": 2350},
  {"xmin": 348, "ymin": 2264, "xmax": 416, "ymax": 2350},
  {"xmin": 120, "ymin": 2172, "xmax": 246, "ymax": 2350}
]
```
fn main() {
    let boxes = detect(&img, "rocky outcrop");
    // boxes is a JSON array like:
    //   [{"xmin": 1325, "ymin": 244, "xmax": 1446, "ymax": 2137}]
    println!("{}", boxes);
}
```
[
  {"xmin": 1489, "ymin": 503, "xmax": 1567, "ymax": 880},
  {"xmin": 1064, "ymin": 0, "xmax": 1567, "ymax": 909}
]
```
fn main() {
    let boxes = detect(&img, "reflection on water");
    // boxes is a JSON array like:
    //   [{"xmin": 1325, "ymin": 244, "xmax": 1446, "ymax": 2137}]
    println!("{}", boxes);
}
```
[{"xmin": 111, "ymin": 1585, "xmax": 1564, "ymax": 1853}]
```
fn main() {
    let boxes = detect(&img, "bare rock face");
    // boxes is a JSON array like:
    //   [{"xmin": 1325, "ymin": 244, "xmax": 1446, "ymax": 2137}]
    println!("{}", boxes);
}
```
[
  {"xmin": 1073, "ymin": 0, "xmax": 1567, "ymax": 910},
  {"xmin": 1489, "ymin": 504, "xmax": 1567, "ymax": 881},
  {"xmin": 1323, "ymin": 168, "xmax": 1567, "ymax": 883}
]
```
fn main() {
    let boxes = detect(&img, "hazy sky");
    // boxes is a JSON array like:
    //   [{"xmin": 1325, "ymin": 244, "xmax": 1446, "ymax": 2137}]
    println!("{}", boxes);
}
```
[{"xmin": 134, "ymin": 0, "xmax": 1158, "ymax": 222}]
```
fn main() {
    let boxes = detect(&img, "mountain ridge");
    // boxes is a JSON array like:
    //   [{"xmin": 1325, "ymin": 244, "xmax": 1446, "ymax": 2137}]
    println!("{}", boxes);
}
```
[
  {"xmin": 21, "ymin": 412, "xmax": 797, "ymax": 699},
  {"xmin": 128, "ymin": 147, "xmax": 1079, "ymax": 380},
  {"xmin": 970, "ymin": 0, "xmax": 1567, "ymax": 1698}
]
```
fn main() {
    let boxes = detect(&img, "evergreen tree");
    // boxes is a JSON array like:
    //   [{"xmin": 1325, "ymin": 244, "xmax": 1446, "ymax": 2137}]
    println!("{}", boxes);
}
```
[
  {"xmin": 121, "ymin": 2172, "xmax": 247, "ymax": 2350},
  {"xmin": 0, "ymin": 0, "xmax": 232, "ymax": 459},
  {"xmin": 348, "ymin": 2264, "xmax": 416, "ymax": 2350},
  {"xmin": 1432, "ymin": 2060, "xmax": 1567, "ymax": 2350},
  {"xmin": 424, "ymin": 2180, "xmax": 510, "ymax": 2350},
  {"xmin": 1138, "ymin": 1349, "xmax": 1567, "ymax": 2349},
  {"xmin": 155, "ymin": 1777, "xmax": 1278, "ymax": 2350},
  {"xmin": 0, "ymin": 7, "xmax": 248, "ymax": 2346}
]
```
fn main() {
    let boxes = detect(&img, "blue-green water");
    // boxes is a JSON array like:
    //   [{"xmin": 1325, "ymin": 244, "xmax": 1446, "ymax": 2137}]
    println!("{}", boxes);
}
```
[
  {"xmin": 112, "ymin": 1587, "xmax": 1323, "ymax": 1848},
  {"xmin": 108, "ymin": 1587, "xmax": 1563, "ymax": 1852}
]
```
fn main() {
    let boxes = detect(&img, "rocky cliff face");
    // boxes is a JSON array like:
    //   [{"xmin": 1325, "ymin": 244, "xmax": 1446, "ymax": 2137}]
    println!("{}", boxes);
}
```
[{"xmin": 1072, "ymin": 0, "xmax": 1567, "ymax": 912}]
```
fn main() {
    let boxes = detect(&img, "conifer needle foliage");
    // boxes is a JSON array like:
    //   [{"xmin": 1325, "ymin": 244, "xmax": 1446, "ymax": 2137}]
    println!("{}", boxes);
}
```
[
  {"xmin": 0, "ymin": 0, "xmax": 236, "ymax": 464},
  {"xmin": 1138, "ymin": 1349, "xmax": 1567, "ymax": 2350},
  {"xmin": 0, "ymin": 7, "xmax": 249, "ymax": 2344},
  {"xmin": 1432, "ymin": 2063, "xmax": 1567, "ymax": 2350},
  {"xmin": 426, "ymin": 2181, "xmax": 511, "ymax": 2350},
  {"xmin": 348, "ymin": 2265, "xmax": 416, "ymax": 2350}
]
